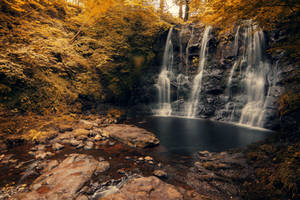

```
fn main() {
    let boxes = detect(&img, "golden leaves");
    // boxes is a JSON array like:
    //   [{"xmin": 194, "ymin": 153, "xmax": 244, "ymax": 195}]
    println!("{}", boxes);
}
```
[{"xmin": 190, "ymin": 0, "xmax": 300, "ymax": 31}]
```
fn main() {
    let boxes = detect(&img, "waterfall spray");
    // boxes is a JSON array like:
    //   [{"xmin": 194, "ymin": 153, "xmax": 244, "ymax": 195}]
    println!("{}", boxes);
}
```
[
  {"xmin": 186, "ymin": 26, "xmax": 211, "ymax": 117},
  {"xmin": 155, "ymin": 28, "xmax": 174, "ymax": 116}
]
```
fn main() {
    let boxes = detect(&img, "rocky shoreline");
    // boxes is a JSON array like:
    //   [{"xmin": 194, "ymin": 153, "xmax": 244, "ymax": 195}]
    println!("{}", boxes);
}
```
[{"xmin": 0, "ymin": 115, "xmax": 256, "ymax": 200}]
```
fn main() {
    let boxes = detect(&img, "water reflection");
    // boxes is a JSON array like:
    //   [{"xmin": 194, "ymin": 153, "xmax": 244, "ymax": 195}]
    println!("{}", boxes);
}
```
[{"xmin": 134, "ymin": 116, "xmax": 271, "ymax": 156}]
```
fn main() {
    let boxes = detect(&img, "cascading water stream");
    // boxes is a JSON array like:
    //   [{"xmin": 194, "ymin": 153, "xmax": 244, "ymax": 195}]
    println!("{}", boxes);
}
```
[
  {"xmin": 238, "ymin": 25, "xmax": 271, "ymax": 127},
  {"xmin": 186, "ymin": 26, "xmax": 211, "ymax": 117},
  {"xmin": 155, "ymin": 28, "xmax": 174, "ymax": 116},
  {"xmin": 224, "ymin": 26, "xmax": 240, "ymax": 119},
  {"xmin": 152, "ymin": 23, "xmax": 275, "ymax": 128}
]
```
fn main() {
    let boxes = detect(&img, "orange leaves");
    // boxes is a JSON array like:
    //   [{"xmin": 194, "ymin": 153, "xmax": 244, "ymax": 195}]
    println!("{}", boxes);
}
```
[
  {"xmin": 190, "ymin": 0, "xmax": 300, "ymax": 31},
  {"xmin": 81, "ymin": 0, "xmax": 116, "ymax": 25}
]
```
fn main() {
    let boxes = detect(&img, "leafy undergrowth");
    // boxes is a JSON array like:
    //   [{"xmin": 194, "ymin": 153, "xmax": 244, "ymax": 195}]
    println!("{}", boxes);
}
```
[
  {"xmin": 0, "ymin": 111, "xmax": 77, "ymax": 143},
  {"xmin": 242, "ymin": 137, "xmax": 300, "ymax": 200}
]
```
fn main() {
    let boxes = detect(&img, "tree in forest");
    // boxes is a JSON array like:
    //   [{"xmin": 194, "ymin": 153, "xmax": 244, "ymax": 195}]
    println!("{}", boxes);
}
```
[
  {"xmin": 190, "ymin": 0, "xmax": 300, "ymax": 58},
  {"xmin": 173, "ymin": 0, "xmax": 184, "ymax": 19},
  {"xmin": 183, "ymin": 0, "xmax": 190, "ymax": 21},
  {"xmin": 70, "ymin": 0, "xmax": 168, "ymax": 101},
  {"xmin": 190, "ymin": 0, "xmax": 300, "ymax": 31}
]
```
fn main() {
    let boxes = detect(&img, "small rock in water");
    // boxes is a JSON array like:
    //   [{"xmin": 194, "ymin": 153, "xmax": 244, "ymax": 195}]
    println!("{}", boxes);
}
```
[
  {"xmin": 125, "ymin": 156, "xmax": 131, "ymax": 160},
  {"xmin": 138, "ymin": 157, "xmax": 144, "ymax": 161},
  {"xmin": 108, "ymin": 141, "xmax": 115, "ymax": 146},
  {"xmin": 153, "ymin": 170, "xmax": 168, "ymax": 178},
  {"xmin": 94, "ymin": 134, "xmax": 103, "ymax": 141},
  {"xmin": 9, "ymin": 159, "xmax": 18, "ymax": 164},
  {"xmin": 77, "ymin": 135, "xmax": 88, "ymax": 141},
  {"xmin": 76, "ymin": 195, "xmax": 88, "ymax": 200},
  {"xmin": 194, "ymin": 162, "xmax": 201, "ymax": 167},
  {"xmin": 96, "ymin": 161, "xmax": 110, "ymax": 174},
  {"xmin": 35, "ymin": 151, "xmax": 53, "ymax": 160},
  {"xmin": 98, "ymin": 157, "xmax": 105, "ymax": 162},
  {"xmin": 31, "ymin": 144, "xmax": 46, "ymax": 152},
  {"xmin": 73, "ymin": 128, "xmax": 90, "ymax": 137},
  {"xmin": 76, "ymin": 143, "xmax": 84, "ymax": 149},
  {"xmin": 0, "ymin": 154, "xmax": 5, "ymax": 161},
  {"xmin": 144, "ymin": 156, "xmax": 153, "ymax": 161},
  {"xmin": 101, "ymin": 124, "xmax": 159, "ymax": 148},
  {"xmin": 84, "ymin": 141, "xmax": 94, "ymax": 150},
  {"xmin": 52, "ymin": 143, "xmax": 64, "ymax": 151},
  {"xmin": 78, "ymin": 120, "xmax": 97, "ymax": 130},
  {"xmin": 70, "ymin": 139, "xmax": 81, "ymax": 146},
  {"xmin": 117, "ymin": 168, "xmax": 127, "ymax": 175}
]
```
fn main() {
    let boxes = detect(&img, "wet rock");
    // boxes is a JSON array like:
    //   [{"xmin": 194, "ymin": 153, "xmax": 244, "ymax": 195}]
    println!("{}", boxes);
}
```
[
  {"xmin": 73, "ymin": 128, "xmax": 90, "ymax": 137},
  {"xmin": 108, "ymin": 141, "xmax": 115, "ymax": 146},
  {"xmin": 58, "ymin": 124, "xmax": 73, "ymax": 133},
  {"xmin": 125, "ymin": 156, "xmax": 131, "ymax": 160},
  {"xmin": 144, "ymin": 156, "xmax": 153, "ymax": 161},
  {"xmin": 91, "ymin": 128, "xmax": 103, "ymax": 135},
  {"xmin": 100, "ymin": 176, "xmax": 183, "ymax": 200},
  {"xmin": 35, "ymin": 151, "xmax": 53, "ymax": 160},
  {"xmin": 117, "ymin": 169, "xmax": 127, "ymax": 175},
  {"xmin": 96, "ymin": 161, "xmax": 110, "ymax": 174},
  {"xmin": 0, "ymin": 142, "xmax": 6, "ymax": 151},
  {"xmin": 77, "ymin": 134, "xmax": 88, "ymax": 141},
  {"xmin": 76, "ymin": 143, "xmax": 84, "ymax": 149},
  {"xmin": 185, "ymin": 151, "xmax": 251, "ymax": 200},
  {"xmin": 77, "ymin": 195, "xmax": 89, "ymax": 200},
  {"xmin": 78, "ymin": 120, "xmax": 97, "ymax": 130},
  {"xmin": 102, "ymin": 124, "xmax": 159, "ymax": 148},
  {"xmin": 84, "ymin": 141, "xmax": 94, "ymax": 150},
  {"xmin": 31, "ymin": 144, "xmax": 46, "ymax": 152},
  {"xmin": 14, "ymin": 154, "xmax": 100, "ymax": 200},
  {"xmin": 94, "ymin": 186, "xmax": 120, "ymax": 199},
  {"xmin": 40, "ymin": 160, "xmax": 59, "ymax": 173},
  {"xmin": 0, "ymin": 154, "xmax": 13, "ymax": 165},
  {"xmin": 153, "ymin": 170, "xmax": 167, "ymax": 178},
  {"xmin": 52, "ymin": 142, "xmax": 64, "ymax": 151},
  {"xmin": 98, "ymin": 157, "xmax": 105, "ymax": 162},
  {"xmin": 0, "ymin": 154, "xmax": 5, "ymax": 161},
  {"xmin": 8, "ymin": 158, "xmax": 18, "ymax": 164},
  {"xmin": 94, "ymin": 134, "xmax": 103, "ymax": 141},
  {"xmin": 70, "ymin": 139, "xmax": 81, "ymax": 147}
]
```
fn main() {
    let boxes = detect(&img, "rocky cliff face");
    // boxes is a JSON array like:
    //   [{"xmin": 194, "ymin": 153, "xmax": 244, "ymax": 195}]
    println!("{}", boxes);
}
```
[{"xmin": 135, "ymin": 23, "xmax": 299, "ymax": 131}]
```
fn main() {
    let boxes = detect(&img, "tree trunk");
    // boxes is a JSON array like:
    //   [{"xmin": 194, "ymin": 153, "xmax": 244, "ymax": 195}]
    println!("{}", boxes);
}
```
[
  {"xmin": 179, "ymin": 1, "xmax": 183, "ymax": 19},
  {"xmin": 184, "ymin": 0, "xmax": 190, "ymax": 21}
]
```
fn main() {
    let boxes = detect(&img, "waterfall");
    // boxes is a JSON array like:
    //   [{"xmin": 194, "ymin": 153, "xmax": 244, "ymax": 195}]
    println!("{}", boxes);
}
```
[
  {"xmin": 155, "ymin": 28, "xmax": 174, "ymax": 116},
  {"xmin": 151, "ymin": 23, "xmax": 275, "ymax": 129},
  {"xmin": 186, "ymin": 26, "xmax": 211, "ymax": 117},
  {"xmin": 233, "ymin": 26, "xmax": 240, "ymax": 56},
  {"xmin": 224, "ymin": 26, "xmax": 240, "ymax": 118},
  {"xmin": 227, "ymin": 26, "xmax": 240, "ymax": 94},
  {"xmin": 185, "ymin": 27, "xmax": 194, "ymax": 67},
  {"xmin": 238, "ymin": 25, "xmax": 271, "ymax": 127}
]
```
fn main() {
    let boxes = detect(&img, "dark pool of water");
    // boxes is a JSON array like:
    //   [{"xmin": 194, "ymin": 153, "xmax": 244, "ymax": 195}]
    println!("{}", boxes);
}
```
[{"xmin": 133, "ymin": 116, "xmax": 271, "ymax": 156}]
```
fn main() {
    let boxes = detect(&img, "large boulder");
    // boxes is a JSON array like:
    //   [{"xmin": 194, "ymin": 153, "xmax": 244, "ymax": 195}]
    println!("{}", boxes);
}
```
[
  {"xmin": 102, "ymin": 124, "xmax": 159, "ymax": 148},
  {"xmin": 14, "ymin": 154, "xmax": 108, "ymax": 200},
  {"xmin": 100, "ymin": 176, "xmax": 183, "ymax": 200}
]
